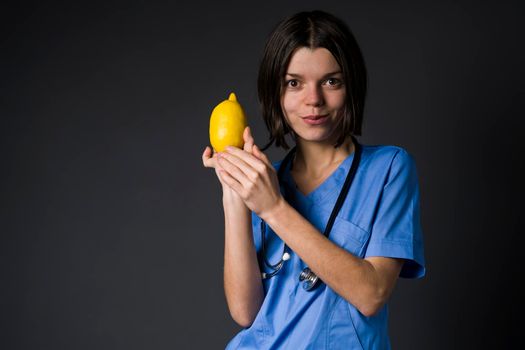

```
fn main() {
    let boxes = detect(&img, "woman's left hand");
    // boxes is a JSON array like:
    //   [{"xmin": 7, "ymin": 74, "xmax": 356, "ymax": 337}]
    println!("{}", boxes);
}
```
[{"xmin": 217, "ymin": 141, "xmax": 282, "ymax": 218}]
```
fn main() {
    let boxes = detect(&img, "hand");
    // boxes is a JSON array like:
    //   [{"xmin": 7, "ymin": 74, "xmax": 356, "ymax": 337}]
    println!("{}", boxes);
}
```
[
  {"xmin": 216, "ymin": 135, "xmax": 282, "ymax": 217},
  {"xmin": 202, "ymin": 126, "xmax": 256, "ymax": 192},
  {"xmin": 202, "ymin": 146, "xmax": 226, "ymax": 187}
]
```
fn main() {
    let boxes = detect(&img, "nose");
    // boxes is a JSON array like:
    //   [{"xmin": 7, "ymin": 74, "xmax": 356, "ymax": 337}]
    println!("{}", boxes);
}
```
[{"xmin": 305, "ymin": 84, "xmax": 324, "ymax": 107}]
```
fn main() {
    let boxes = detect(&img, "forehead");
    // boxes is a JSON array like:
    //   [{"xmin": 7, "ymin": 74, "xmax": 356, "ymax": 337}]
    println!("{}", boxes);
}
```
[{"xmin": 286, "ymin": 47, "xmax": 341, "ymax": 75}]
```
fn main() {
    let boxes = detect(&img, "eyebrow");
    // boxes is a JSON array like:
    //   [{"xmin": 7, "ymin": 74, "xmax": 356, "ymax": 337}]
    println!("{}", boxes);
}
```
[{"xmin": 285, "ymin": 71, "xmax": 343, "ymax": 79}]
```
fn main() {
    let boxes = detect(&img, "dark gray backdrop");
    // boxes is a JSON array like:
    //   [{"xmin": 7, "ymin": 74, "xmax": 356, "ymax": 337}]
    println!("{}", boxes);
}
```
[{"xmin": 1, "ymin": 0, "xmax": 523, "ymax": 349}]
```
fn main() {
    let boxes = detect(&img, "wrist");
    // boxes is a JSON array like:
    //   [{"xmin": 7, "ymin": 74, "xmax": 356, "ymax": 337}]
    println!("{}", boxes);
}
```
[
  {"xmin": 259, "ymin": 197, "xmax": 287, "ymax": 224},
  {"xmin": 223, "ymin": 188, "xmax": 246, "ymax": 207}
]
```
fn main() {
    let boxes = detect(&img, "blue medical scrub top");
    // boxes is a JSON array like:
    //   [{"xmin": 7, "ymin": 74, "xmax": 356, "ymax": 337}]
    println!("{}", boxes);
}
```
[{"xmin": 225, "ymin": 145, "xmax": 425, "ymax": 350}]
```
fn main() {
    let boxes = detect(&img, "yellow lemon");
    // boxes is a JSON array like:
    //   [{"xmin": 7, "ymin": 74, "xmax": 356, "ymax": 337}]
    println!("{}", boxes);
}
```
[{"xmin": 209, "ymin": 92, "xmax": 247, "ymax": 152}]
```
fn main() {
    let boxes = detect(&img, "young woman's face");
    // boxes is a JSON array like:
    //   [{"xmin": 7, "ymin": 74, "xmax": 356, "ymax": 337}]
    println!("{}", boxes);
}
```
[{"xmin": 281, "ymin": 47, "xmax": 346, "ymax": 145}]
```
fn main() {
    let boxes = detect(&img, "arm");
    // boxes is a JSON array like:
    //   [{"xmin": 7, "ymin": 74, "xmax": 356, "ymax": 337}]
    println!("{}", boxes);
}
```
[
  {"xmin": 222, "ymin": 189, "xmax": 264, "ymax": 327},
  {"xmin": 263, "ymin": 199, "xmax": 403, "ymax": 317},
  {"xmin": 217, "ymin": 145, "xmax": 403, "ymax": 317},
  {"xmin": 202, "ymin": 127, "xmax": 264, "ymax": 327}
]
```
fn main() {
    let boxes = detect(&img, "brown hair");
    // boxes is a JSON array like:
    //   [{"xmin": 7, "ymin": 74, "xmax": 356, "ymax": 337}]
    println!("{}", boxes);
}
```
[{"xmin": 258, "ymin": 10, "xmax": 367, "ymax": 150}]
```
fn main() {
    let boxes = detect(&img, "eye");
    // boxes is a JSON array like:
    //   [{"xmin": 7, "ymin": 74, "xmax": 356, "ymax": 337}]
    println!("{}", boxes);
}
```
[
  {"xmin": 285, "ymin": 79, "xmax": 300, "ymax": 88},
  {"xmin": 324, "ymin": 78, "xmax": 342, "ymax": 87}
]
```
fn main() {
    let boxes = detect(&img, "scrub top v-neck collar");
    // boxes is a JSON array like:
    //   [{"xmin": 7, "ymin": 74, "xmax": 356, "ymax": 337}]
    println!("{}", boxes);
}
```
[{"xmin": 282, "ymin": 150, "xmax": 357, "ymax": 211}]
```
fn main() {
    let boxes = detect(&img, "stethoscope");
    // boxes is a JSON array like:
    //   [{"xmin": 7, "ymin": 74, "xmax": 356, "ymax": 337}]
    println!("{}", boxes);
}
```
[{"xmin": 259, "ymin": 136, "xmax": 362, "ymax": 291}]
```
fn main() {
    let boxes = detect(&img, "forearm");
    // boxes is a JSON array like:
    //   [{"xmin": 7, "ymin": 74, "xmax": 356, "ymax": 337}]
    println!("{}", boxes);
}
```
[
  {"xmin": 261, "ymin": 199, "xmax": 399, "ymax": 316},
  {"xmin": 222, "ymin": 190, "xmax": 264, "ymax": 327}
]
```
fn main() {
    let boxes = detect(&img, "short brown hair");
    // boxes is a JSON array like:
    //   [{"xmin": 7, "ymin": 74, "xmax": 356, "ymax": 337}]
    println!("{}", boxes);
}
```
[{"xmin": 258, "ymin": 10, "xmax": 367, "ymax": 150}]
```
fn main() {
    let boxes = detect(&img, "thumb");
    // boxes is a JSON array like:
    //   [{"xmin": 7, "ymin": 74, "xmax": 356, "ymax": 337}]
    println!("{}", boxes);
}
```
[
  {"xmin": 253, "ymin": 144, "xmax": 272, "ymax": 167},
  {"xmin": 243, "ymin": 126, "xmax": 254, "ymax": 153}
]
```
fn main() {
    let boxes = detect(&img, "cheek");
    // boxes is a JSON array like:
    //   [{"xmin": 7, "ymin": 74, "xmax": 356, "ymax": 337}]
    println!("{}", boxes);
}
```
[
  {"xmin": 327, "ymin": 91, "xmax": 346, "ymax": 110},
  {"xmin": 281, "ymin": 93, "xmax": 300, "ymax": 117}
]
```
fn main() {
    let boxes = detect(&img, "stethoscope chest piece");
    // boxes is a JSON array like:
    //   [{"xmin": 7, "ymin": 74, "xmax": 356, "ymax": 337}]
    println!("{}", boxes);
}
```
[{"xmin": 299, "ymin": 267, "xmax": 320, "ymax": 291}]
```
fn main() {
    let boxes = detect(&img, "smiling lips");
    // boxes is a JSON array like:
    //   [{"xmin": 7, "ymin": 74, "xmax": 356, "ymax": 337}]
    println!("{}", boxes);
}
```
[{"xmin": 302, "ymin": 114, "xmax": 329, "ymax": 125}]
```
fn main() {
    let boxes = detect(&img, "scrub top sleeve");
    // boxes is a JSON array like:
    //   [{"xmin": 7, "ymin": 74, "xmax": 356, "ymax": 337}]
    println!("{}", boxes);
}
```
[
  {"xmin": 251, "ymin": 212, "xmax": 262, "ymax": 252},
  {"xmin": 366, "ymin": 149, "xmax": 426, "ymax": 278}
]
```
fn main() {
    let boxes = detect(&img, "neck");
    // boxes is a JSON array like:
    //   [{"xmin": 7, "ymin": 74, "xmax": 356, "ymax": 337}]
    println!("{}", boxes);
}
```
[{"xmin": 293, "ymin": 137, "xmax": 355, "ymax": 175}]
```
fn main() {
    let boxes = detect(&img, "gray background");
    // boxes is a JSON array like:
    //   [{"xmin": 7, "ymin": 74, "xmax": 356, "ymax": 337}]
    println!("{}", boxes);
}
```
[{"xmin": 1, "ymin": 0, "xmax": 523, "ymax": 349}]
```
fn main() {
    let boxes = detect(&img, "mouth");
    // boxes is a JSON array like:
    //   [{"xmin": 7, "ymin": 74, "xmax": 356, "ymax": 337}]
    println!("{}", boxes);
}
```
[{"xmin": 301, "ymin": 114, "xmax": 329, "ymax": 125}]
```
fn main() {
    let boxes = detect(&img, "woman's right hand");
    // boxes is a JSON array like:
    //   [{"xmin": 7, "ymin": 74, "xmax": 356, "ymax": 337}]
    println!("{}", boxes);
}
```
[{"xmin": 202, "ymin": 146, "xmax": 227, "ymax": 187}]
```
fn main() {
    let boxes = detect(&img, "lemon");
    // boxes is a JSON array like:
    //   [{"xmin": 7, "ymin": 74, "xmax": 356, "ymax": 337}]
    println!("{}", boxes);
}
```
[{"xmin": 209, "ymin": 92, "xmax": 247, "ymax": 152}]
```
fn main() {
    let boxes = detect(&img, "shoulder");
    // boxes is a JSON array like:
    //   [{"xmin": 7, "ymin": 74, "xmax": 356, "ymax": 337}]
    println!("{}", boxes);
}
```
[
  {"xmin": 363, "ymin": 144, "xmax": 414, "ymax": 164},
  {"xmin": 360, "ymin": 144, "xmax": 419, "ymax": 186},
  {"xmin": 362, "ymin": 144, "xmax": 416, "ymax": 171}
]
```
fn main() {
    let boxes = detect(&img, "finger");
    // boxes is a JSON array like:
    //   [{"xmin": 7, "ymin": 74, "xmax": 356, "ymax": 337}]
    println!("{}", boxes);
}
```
[
  {"xmin": 233, "ymin": 145, "xmax": 270, "ymax": 173},
  {"xmin": 225, "ymin": 146, "xmax": 267, "ymax": 172},
  {"xmin": 217, "ymin": 169, "xmax": 243, "ymax": 195},
  {"xmin": 202, "ymin": 146, "xmax": 213, "ymax": 166},
  {"xmin": 203, "ymin": 146, "xmax": 223, "ymax": 170},
  {"xmin": 218, "ymin": 153, "xmax": 253, "ymax": 185},
  {"xmin": 243, "ymin": 126, "xmax": 255, "ymax": 153},
  {"xmin": 252, "ymin": 144, "xmax": 273, "ymax": 168},
  {"xmin": 220, "ymin": 150, "xmax": 261, "ymax": 182},
  {"xmin": 205, "ymin": 146, "xmax": 215, "ymax": 157}
]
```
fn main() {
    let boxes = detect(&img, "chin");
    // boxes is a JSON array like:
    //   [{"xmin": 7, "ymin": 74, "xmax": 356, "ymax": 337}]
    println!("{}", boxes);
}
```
[
  {"xmin": 298, "ymin": 133, "xmax": 338, "ymax": 144},
  {"xmin": 294, "ymin": 127, "xmax": 336, "ymax": 142}
]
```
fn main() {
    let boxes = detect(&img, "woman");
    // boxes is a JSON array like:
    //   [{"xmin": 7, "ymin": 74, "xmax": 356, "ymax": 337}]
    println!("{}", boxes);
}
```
[{"xmin": 202, "ymin": 10, "xmax": 425, "ymax": 349}]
